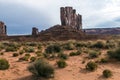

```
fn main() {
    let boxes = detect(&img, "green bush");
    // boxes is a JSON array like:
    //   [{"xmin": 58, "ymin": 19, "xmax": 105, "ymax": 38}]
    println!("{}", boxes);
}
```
[
  {"xmin": 89, "ymin": 51, "xmax": 101, "ymax": 58},
  {"xmin": 107, "ymin": 48, "xmax": 120, "ymax": 60},
  {"xmin": 26, "ymin": 42, "xmax": 37, "ymax": 46},
  {"xmin": 30, "ymin": 57, "xmax": 36, "ymax": 62},
  {"xmin": 28, "ymin": 59, "xmax": 54, "ymax": 78},
  {"xmin": 25, "ymin": 54, "xmax": 31, "ymax": 57},
  {"xmin": 45, "ymin": 44, "xmax": 61, "ymax": 54},
  {"xmin": 19, "ymin": 56, "xmax": 30, "ymax": 61},
  {"xmin": 58, "ymin": 53, "xmax": 68, "ymax": 60},
  {"xmin": 63, "ymin": 42, "xmax": 75, "ymax": 50},
  {"xmin": 100, "ymin": 58, "xmax": 108, "ymax": 63},
  {"xmin": 19, "ymin": 50, "xmax": 24, "ymax": 55},
  {"xmin": 103, "ymin": 69, "xmax": 112, "ymax": 78},
  {"xmin": 19, "ymin": 54, "xmax": 31, "ymax": 61},
  {"xmin": 5, "ymin": 42, "xmax": 20, "ymax": 52},
  {"xmin": 86, "ymin": 61, "xmax": 98, "ymax": 71},
  {"xmin": 69, "ymin": 51, "xmax": 81, "ymax": 56},
  {"xmin": 35, "ymin": 51, "xmax": 43, "ymax": 57},
  {"xmin": 106, "ymin": 40, "xmax": 117, "ymax": 49},
  {"xmin": 0, "ymin": 52, "xmax": 4, "ymax": 55},
  {"xmin": 75, "ymin": 42, "xmax": 88, "ymax": 48},
  {"xmin": 5, "ymin": 46, "xmax": 17, "ymax": 52},
  {"xmin": 24, "ymin": 47, "xmax": 35, "ymax": 53},
  {"xmin": 0, "ymin": 58, "xmax": 10, "ymax": 70},
  {"xmin": 13, "ymin": 53, "xmax": 19, "ymax": 57},
  {"xmin": 57, "ymin": 60, "xmax": 67, "ymax": 68},
  {"xmin": 92, "ymin": 41, "xmax": 105, "ymax": 48}
]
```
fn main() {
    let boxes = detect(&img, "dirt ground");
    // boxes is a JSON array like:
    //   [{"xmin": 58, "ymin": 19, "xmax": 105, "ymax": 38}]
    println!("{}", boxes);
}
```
[{"xmin": 0, "ymin": 50, "xmax": 120, "ymax": 80}]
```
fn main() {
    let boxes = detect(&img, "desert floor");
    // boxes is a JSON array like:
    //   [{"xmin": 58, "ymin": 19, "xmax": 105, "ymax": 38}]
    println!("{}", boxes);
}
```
[{"xmin": 0, "ymin": 49, "xmax": 120, "ymax": 80}]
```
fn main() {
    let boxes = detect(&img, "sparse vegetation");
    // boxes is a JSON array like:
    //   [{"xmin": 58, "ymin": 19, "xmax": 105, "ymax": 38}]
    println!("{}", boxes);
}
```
[
  {"xmin": 100, "ymin": 58, "xmax": 108, "ymax": 63},
  {"xmin": 0, "ymin": 39, "xmax": 120, "ymax": 79},
  {"xmin": 89, "ymin": 50, "xmax": 101, "ymax": 58},
  {"xmin": 24, "ymin": 47, "xmax": 35, "ymax": 53},
  {"xmin": 107, "ymin": 48, "xmax": 120, "ymax": 61},
  {"xmin": 13, "ymin": 53, "xmax": 19, "ymax": 57},
  {"xmin": 58, "ymin": 53, "xmax": 68, "ymax": 60},
  {"xmin": 69, "ymin": 51, "xmax": 81, "ymax": 56},
  {"xmin": 19, "ymin": 54, "xmax": 31, "ymax": 61},
  {"xmin": 63, "ymin": 42, "xmax": 75, "ymax": 50},
  {"xmin": 103, "ymin": 69, "xmax": 112, "ymax": 78},
  {"xmin": 0, "ymin": 52, "xmax": 4, "ymax": 55},
  {"xmin": 19, "ymin": 50, "xmax": 24, "ymax": 55},
  {"xmin": 92, "ymin": 40, "xmax": 106, "ymax": 49},
  {"xmin": 86, "ymin": 61, "xmax": 98, "ymax": 71},
  {"xmin": 57, "ymin": 59, "xmax": 67, "ymax": 68},
  {"xmin": 0, "ymin": 58, "xmax": 10, "ymax": 70},
  {"xmin": 45, "ymin": 44, "xmax": 61, "ymax": 54},
  {"xmin": 28, "ymin": 59, "xmax": 54, "ymax": 78},
  {"xmin": 30, "ymin": 57, "xmax": 36, "ymax": 62}
]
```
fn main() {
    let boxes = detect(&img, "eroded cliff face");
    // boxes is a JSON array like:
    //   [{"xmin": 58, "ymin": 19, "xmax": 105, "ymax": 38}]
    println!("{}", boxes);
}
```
[
  {"xmin": 0, "ymin": 21, "xmax": 7, "ymax": 36},
  {"xmin": 60, "ymin": 7, "xmax": 82, "ymax": 30}
]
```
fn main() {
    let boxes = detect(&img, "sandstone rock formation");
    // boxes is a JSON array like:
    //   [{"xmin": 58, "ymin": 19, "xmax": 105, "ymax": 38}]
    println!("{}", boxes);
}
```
[
  {"xmin": 31, "ymin": 6, "xmax": 84, "ymax": 40},
  {"xmin": 0, "ymin": 21, "xmax": 7, "ymax": 36},
  {"xmin": 32, "ymin": 27, "xmax": 39, "ymax": 36},
  {"xmin": 60, "ymin": 7, "xmax": 82, "ymax": 30},
  {"xmin": 38, "ymin": 25, "xmax": 84, "ymax": 41}
]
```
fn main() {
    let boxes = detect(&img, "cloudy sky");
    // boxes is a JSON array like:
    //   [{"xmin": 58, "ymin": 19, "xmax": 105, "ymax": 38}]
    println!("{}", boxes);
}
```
[{"xmin": 0, "ymin": 0, "xmax": 120, "ymax": 35}]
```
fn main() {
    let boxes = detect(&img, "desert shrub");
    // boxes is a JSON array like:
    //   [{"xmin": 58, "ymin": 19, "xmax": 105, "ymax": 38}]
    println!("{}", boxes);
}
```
[
  {"xmin": 19, "ymin": 50, "xmax": 24, "ymax": 55},
  {"xmin": 75, "ymin": 42, "xmax": 88, "ymax": 48},
  {"xmin": 0, "ymin": 44, "xmax": 4, "ymax": 50},
  {"xmin": 0, "ymin": 58, "xmax": 10, "ymax": 70},
  {"xmin": 69, "ymin": 51, "xmax": 81, "ymax": 56},
  {"xmin": 5, "ymin": 46, "xmax": 17, "ymax": 52},
  {"xmin": 5, "ymin": 42, "xmax": 21, "ymax": 52},
  {"xmin": 86, "ymin": 61, "xmax": 98, "ymax": 71},
  {"xmin": 37, "ymin": 43, "xmax": 42, "ymax": 49},
  {"xmin": 36, "ymin": 50, "xmax": 42, "ymax": 54},
  {"xmin": 28, "ymin": 59, "xmax": 54, "ymax": 78},
  {"xmin": 103, "ymin": 69, "xmax": 112, "ymax": 78},
  {"xmin": 89, "ymin": 51, "xmax": 101, "ymax": 58},
  {"xmin": 30, "ymin": 57, "xmax": 36, "ymax": 62},
  {"xmin": 63, "ymin": 42, "xmax": 75, "ymax": 50},
  {"xmin": 19, "ymin": 56, "xmax": 30, "ymax": 61},
  {"xmin": 100, "ymin": 58, "xmax": 108, "ymax": 63},
  {"xmin": 25, "ymin": 53, "xmax": 31, "ymax": 57},
  {"xmin": 19, "ymin": 54, "xmax": 31, "ymax": 61},
  {"xmin": 45, "ymin": 44, "xmax": 61, "ymax": 54},
  {"xmin": 13, "ymin": 53, "xmax": 19, "ymax": 57},
  {"xmin": 69, "ymin": 52, "xmax": 76, "ymax": 56},
  {"xmin": 24, "ymin": 47, "xmax": 35, "ymax": 53},
  {"xmin": 107, "ymin": 48, "xmax": 120, "ymax": 60},
  {"xmin": 57, "ymin": 60, "xmax": 67, "ymax": 68},
  {"xmin": 35, "ymin": 50, "xmax": 43, "ymax": 57},
  {"xmin": 0, "ymin": 52, "xmax": 4, "ymax": 55},
  {"xmin": 92, "ymin": 41, "xmax": 106, "ymax": 49},
  {"xmin": 106, "ymin": 40, "xmax": 116, "ymax": 49},
  {"xmin": 25, "ymin": 42, "xmax": 37, "ymax": 46},
  {"xmin": 58, "ymin": 53, "xmax": 68, "ymax": 60}
]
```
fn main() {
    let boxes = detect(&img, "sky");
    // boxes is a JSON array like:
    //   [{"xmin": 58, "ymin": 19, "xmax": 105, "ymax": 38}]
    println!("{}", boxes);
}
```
[{"xmin": 0, "ymin": 0, "xmax": 120, "ymax": 35}]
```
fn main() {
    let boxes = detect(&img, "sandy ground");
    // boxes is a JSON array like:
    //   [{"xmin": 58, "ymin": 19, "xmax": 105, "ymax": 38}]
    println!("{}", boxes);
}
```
[{"xmin": 0, "ymin": 50, "xmax": 120, "ymax": 80}]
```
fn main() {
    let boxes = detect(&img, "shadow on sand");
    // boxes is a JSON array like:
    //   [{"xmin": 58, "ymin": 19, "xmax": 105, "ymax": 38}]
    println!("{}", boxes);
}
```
[{"xmin": 15, "ymin": 75, "xmax": 50, "ymax": 80}]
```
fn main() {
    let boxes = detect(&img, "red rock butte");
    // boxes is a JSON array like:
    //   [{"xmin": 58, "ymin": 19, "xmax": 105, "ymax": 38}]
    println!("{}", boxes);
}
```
[
  {"xmin": 0, "ymin": 21, "xmax": 7, "ymax": 36},
  {"xmin": 31, "ymin": 6, "xmax": 85, "ymax": 40}
]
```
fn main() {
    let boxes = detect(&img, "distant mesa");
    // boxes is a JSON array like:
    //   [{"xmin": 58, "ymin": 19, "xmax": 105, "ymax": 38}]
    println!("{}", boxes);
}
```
[{"xmin": 0, "ymin": 21, "xmax": 7, "ymax": 36}]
